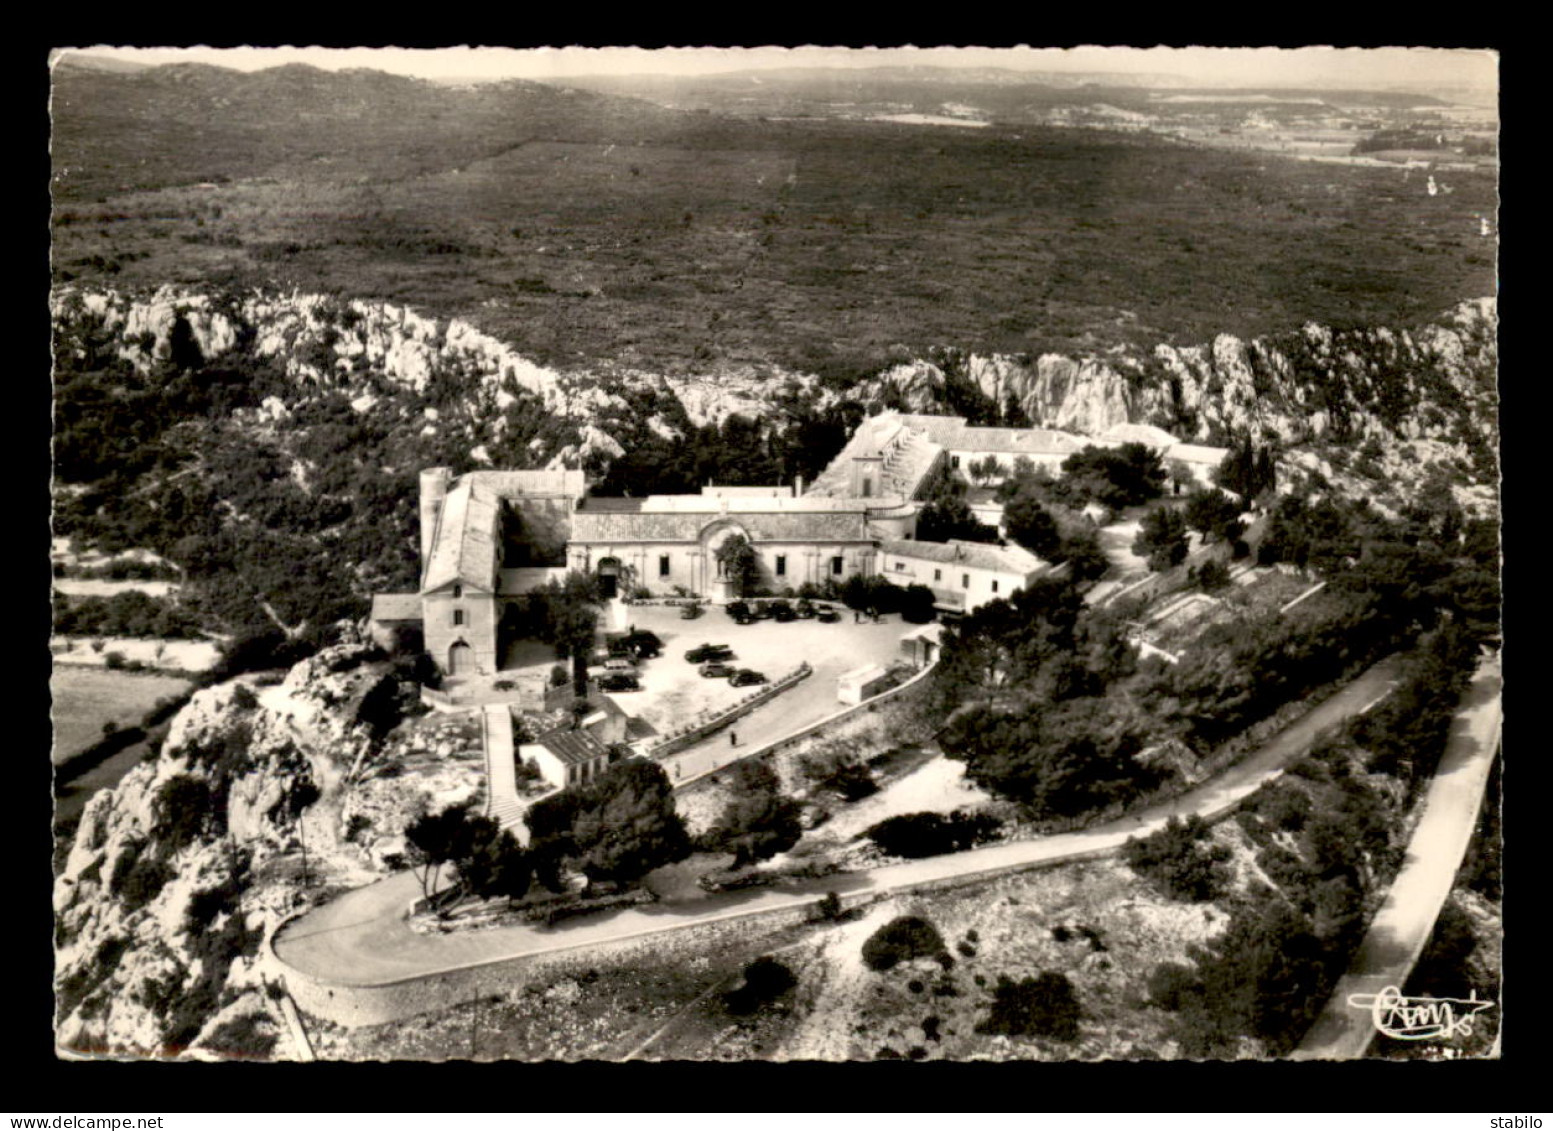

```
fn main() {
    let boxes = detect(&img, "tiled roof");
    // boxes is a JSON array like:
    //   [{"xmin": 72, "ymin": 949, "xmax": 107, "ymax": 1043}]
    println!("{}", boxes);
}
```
[
  {"xmin": 369, "ymin": 593, "xmax": 423, "ymax": 622},
  {"xmin": 1165, "ymin": 443, "xmax": 1229, "ymax": 465},
  {"xmin": 536, "ymin": 728, "xmax": 610, "ymax": 767},
  {"xmin": 1097, "ymin": 422, "xmax": 1181, "ymax": 449},
  {"xmin": 573, "ymin": 507, "xmax": 873, "ymax": 544},
  {"xmin": 893, "ymin": 413, "xmax": 970, "ymax": 448},
  {"xmin": 877, "ymin": 538, "xmax": 1049, "ymax": 576},
  {"xmin": 954, "ymin": 426, "xmax": 1086, "ymax": 456},
  {"xmin": 890, "ymin": 413, "xmax": 1088, "ymax": 457},
  {"xmin": 421, "ymin": 479, "xmax": 502, "ymax": 594},
  {"xmin": 421, "ymin": 470, "xmax": 588, "ymax": 594},
  {"xmin": 462, "ymin": 469, "xmax": 589, "ymax": 499}
]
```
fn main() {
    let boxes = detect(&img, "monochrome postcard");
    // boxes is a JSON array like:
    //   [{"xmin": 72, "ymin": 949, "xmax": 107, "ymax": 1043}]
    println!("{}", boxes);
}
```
[{"xmin": 49, "ymin": 44, "xmax": 1500, "ymax": 1064}]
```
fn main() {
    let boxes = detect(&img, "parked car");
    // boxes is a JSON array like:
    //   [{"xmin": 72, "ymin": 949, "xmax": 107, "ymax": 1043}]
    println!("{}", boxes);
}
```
[
  {"xmin": 685, "ymin": 643, "xmax": 734, "ymax": 663},
  {"xmin": 603, "ymin": 657, "xmax": 635, "ymax": 673},
  {"xmin": 725, "ymin": 600, "xmax": 750, "ymax": 621},
  {"xmin": 729, "ymin": 668, "xmax": 768, "ymax": 687},
  {"xmin": 680, "ymin": 602, "xmax": 702, "ymax": 620},
  {"xmin": 770, "ymin": 600, "xmax": 797, "ymax": 622},
  {"xmin": 623, "ymin": 629, "xmax": 662, "ymax": 658},
  {"xmin": 795, "ymin": 599, "xmax": 817, "ymax": 619},
  {"xmin": 597, "ymin": 672, "xmax": 641, "ymax": 692},
  {"xmin": 750, "ymin": 602, "xmax": 775, "ymax": 620},
  {"xmin": 700, "ymin": 662, "xmax": 737, "ymax": 679},
  {"xmin": 816, "ymin": 607, "xmax": 842, "ymax": 623}
]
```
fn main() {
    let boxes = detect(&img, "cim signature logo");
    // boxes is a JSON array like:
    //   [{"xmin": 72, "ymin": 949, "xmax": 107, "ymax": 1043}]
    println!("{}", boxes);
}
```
[{"xmin": 1348, "ymin": 985, "xmax": 1495, "ymax": 1041}]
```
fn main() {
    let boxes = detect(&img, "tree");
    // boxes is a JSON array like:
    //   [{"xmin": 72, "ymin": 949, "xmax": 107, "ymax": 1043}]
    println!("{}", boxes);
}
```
[
  {"xmin": 715, "ymin": 533, "xmax": 761, "ymax": 598},
  {"xmin": 1057, "ymin": 525, "xmax": 1110, "ymax": 582},
  {"xmin": 1195, "ymin": 559, "xmax": 1232, "ymax": 593},
  {"xmin": 725, "ymin": 956, "xmax": 797, "ymax": 1015},
  {"xmin": 864, "ymin": 811, "xmax": 1001, "ymax": 859},
  {"xmin": 709, "ymin": 759, "xmax": 802, "ymax": 867},
  {"xmin": 1003, "ymin": 487, "xmax": 1062, "ymax": 559},
  {"xmin": 565, "ymin": 760, "xmax": 691, "ymax": 885},
  {"xmin": 1167, "ymin": 459, "xmax": 1197, "ymax": 497},
  {"xmin": 1060, "ymin": 443, "xmax": 1167, "ymax": 508},
  {"xmin": 545, "ymin": 571, "xmax": 603, "ymax": 696},
  {"xmin": 967, "ymin": 454, "xmax": 1004, "ymax": 485},
  {"xmin": 1122, "ymin": 815, "xmax": 1231, "ymax": 902},
  {"xmin": 916, "ymin": 493, "xmax": 998, "ymax": 545},
  {"xmin": 1183, "ymin": 488, "xmax": 1244, "ymax": 544},
  {"xmin": 460, "ymin": 826, "xmax": 532, "ymax": 904},
  {"xmin": 1132, "ymin": 507, "xmax": 1189, "ymax": 572},
  {"xmin": 899, "ymin": 583, "xmax": 938, "ymax": 624},
  {"xmin": 862, "ymin": 916, "xmax": 946, "ymax": 971},
  {"xmin": 1213, "ymin": 436, "xmax": 1277, "ymax": 504},
  {"xmin": 976, "ymin": 973, "xmax": 1082, "ymax": 1041},
  {"xmin": 841, "ymin": 574, "xmax": 871, "ymax": 613},
  {"xmin": 403, "ymin": 806, "xmax": 473, "ymax": 901}
]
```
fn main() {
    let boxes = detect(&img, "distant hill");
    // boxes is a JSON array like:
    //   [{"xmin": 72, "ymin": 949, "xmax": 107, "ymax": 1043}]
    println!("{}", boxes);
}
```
[
  {"xmin": 50, "ymin": 60, "xmax": 687, "ymax": 200},
  {"xmin": 50, "ymin": 51, "xmax": 152, "ymax": 75}
]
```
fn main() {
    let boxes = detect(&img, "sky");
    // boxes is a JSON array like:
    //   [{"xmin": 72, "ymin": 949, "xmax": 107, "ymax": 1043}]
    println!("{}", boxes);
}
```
[{"xmin": 58, "ymin": 45, "xmax": 1498, "ymax": 92}]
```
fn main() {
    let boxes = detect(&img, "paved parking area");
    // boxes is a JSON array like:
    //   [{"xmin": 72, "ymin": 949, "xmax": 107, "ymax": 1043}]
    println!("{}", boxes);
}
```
[{"xmin": 605, "ymin": 605, "xmax": 915, "ymax": 779}]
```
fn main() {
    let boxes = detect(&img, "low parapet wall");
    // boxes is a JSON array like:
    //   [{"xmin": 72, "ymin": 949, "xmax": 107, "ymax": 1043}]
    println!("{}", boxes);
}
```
[
  {"xmin": 670, "ymin": 658, "xmax": 938, "ymax": 793},
  {"xmin": 270, "ymin": 896, "xmax": 825, "ymax": 1029},
  {"xmin": 646, "ymin": 662, "xmax": 812, "ymax": 760}
]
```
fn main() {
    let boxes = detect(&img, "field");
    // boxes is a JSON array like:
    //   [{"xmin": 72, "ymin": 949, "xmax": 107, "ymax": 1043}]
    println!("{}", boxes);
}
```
[
  {"xmin": 51, "ymin": 64, "xmax": 1498, "ymax": 375},
  {"xmin": 49, "ymin": 666, "xmax": 193, "ymax": 763}
]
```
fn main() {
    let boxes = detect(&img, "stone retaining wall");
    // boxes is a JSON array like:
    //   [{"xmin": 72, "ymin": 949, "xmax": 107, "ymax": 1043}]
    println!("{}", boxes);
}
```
[{"xmin": 270, "ymin": 897, "xmax": 827, "ymax": 1029}]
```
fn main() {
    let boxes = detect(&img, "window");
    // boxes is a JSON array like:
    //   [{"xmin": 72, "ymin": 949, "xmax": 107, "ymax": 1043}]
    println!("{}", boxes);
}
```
[
  {"xmin": 452, "ymin": 584, "xmax": 462, "ymax": 599},
  {"xmin": 934, "ymin": 568, "xmax": 942, "ymax": 582},
  {"xmin": 896, "ymin": 561, "xmax": 906, "ymax": 572},
  {"xmin": 659, "ymin": 554, "xmax": 670, "ymax": 578},
  {"xmin": 861, "ymin": 478, "xmax": 872, "ymax": 498},
  {"xmin": 775, "ymin": 554, "xmax": 787, "ymax": 577},
  {"xmin": 951, "ymin": 455, "xmax": 961, "ymax": 469},
  {"xmin": 831, "ymin": 556, "xmax": 844, "ymax": 576},
  {"xmin": 992, "ymin": 580, "xmax": 1000, "ymax": 594},
  {"xmin": 453, "ymin": 608, "xmax": 465, "ymax": 626},
  {"xmin": 962, "ymin": 574, "xmax": 970, "ymax": 589}
]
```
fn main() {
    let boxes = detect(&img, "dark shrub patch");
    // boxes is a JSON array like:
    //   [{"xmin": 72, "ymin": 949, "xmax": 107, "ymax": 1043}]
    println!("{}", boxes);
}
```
[
  {"xmin": 724, "ymin": 956, "xmax": 797, "ymax": 1015},
  {"xmin": 862, "ymin": 915, "xmax": 947, "ymax": 972},
  {"xmin": 864, "ymin": 810, "xmax": 1001, "ymax": 859},
  {"xmin": 976, "ymin": 972, "xmax": 1082, "ymax": 1041}
]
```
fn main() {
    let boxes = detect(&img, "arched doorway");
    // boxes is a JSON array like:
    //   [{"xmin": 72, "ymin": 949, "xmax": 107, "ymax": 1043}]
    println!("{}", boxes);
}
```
[
  {"xmin": 596, "ymin": 556, "xmax": 622, "ymax": 599},
  {"xmin": 699, "ymin": 521, "xmax": 753, "ymax": 605},
  {"xmin": 447, "ymin": 641, "xmax": 474, "ymax": 676}
]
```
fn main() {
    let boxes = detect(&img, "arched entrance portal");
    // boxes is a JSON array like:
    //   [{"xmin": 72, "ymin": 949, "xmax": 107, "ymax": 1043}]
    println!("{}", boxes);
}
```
[
  {"xmin": 447, "ymin": 641, "xmax": 474, "ymax": 676},
  {"xmin": 700, "ymin": 520, "xmax": 753, "ymax": 605},
  {"xmin": 596, "ymin": 556, "xmax": 622, "ymax": 599}
]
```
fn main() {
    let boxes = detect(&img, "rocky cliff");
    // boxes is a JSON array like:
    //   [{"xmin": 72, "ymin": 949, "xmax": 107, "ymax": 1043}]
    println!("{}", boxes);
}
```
[
  {"xmin": 850, "ymin": 298, "xmax": 1498, "ymax": 513},
  {"xmin": 53, "ymin": 284, "xmax": 1498, "ymax": 512},
  {"xmin": 52, "ymin": 642, "xmax": 484, "ymax": 1059}
]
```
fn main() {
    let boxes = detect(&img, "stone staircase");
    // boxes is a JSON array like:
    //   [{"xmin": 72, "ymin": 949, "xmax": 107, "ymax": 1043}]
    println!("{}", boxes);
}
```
[
  {"xmin": 480, "ymin": 704, "xmax": 527, "ymax": 834},
  {"xmin": 879, "ymin": 427, "xmax": 942, "ymax": 498}
]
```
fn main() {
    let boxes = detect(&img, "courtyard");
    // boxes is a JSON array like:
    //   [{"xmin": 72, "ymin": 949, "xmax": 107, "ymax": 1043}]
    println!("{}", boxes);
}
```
[{"xmin": 603, "ymin": 604, "xmax": 919, "ymax": 781}]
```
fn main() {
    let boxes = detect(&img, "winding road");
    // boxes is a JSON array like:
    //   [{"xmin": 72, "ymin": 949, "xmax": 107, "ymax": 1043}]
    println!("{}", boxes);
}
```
[{"xmin": 274, "ymin": 654, "xmax": 1407, "ymax": 989}]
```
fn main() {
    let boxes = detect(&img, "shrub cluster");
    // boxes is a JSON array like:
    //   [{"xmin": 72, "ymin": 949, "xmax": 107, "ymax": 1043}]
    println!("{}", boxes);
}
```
[
  {"xmin": 864, "ymin": 810, "xmax": 1002, "ymax": 860},
  {"xmin": 862, "ymin": 915, "xmax": 946, "ymax": 972}
]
